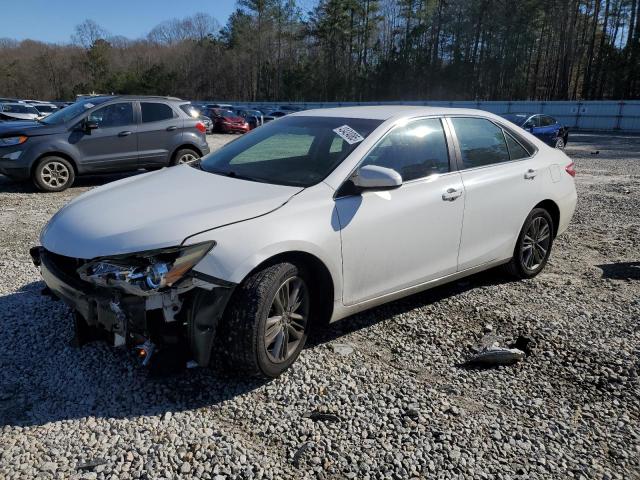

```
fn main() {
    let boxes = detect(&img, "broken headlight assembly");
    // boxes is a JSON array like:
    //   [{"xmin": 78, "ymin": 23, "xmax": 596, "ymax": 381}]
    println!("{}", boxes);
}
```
[{"xmin": 77, "ymin": 241, "xmax": 215, "ymax": 296}]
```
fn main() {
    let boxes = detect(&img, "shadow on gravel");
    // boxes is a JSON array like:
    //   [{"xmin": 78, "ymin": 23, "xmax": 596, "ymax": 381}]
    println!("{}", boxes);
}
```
[
  {"xmin": 0, "ymin": 172, "xmax": 142, "ymax": 193},
  {"xmin": 0, "ymin": 270, "xmax": 511, "ymax": 428},
  {"xmin": 598, "ymin": 261, "xmax": 640, "ymax": 280},
  {"xmin": 0, "ymin": 281, "xmax": 266, "ymax": 428},
  {"xmin": 309, "ymin": 269, "xmax": 514, "ymax": 347}
]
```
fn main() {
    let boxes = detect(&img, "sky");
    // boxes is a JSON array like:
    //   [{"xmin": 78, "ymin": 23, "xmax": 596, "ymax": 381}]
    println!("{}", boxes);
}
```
[{"xmin": 1, "ymin": 0, "xmax": 238, "ymax": 44}]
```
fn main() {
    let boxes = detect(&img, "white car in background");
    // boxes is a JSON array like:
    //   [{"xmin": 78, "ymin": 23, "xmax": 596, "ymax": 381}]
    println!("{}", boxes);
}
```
[
  {"xmin": 31, "ymin": 106, "xmax": 577, "ymax": 378},
  {"xmin": 0, "ymin": 102, "xmax": 42, "ymax": 121},
  {"xmin": 30, "ymin": 103, "xmax": 58, "ymax": 117}
]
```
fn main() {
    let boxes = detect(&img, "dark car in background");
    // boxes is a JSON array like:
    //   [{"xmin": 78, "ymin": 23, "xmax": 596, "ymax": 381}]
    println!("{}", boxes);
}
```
[
  {"xmin": 501, "ymin": 113, "xmax": 569, "ymax": 149},
  {"xmin": 235, "ymin": 109, "xmax": 274, "ymax": 129},
  {"xmin": 0, "ymin": 95, "xmax": 210, "ymax": 191},
  {"xmin": 205, "ymin": 108, "xmax": 249, "ymax": 134}
]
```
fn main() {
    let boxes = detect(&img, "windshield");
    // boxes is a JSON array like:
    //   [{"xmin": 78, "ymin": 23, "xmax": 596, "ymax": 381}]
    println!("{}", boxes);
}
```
[
  {"xmin": 501, "ymin": 113, "xmax": 530, "ymax": 127},
  {"xmin": 41, "ymin": 97, "xmax": 111, "ymax": 125},
  {"xmin": 200, "ymin": 116, "xmax": 383, "ymax": 187}
]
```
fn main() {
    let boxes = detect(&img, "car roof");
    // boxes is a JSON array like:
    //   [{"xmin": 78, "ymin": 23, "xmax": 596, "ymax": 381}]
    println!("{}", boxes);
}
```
[{"xmin": 291, "ymin": 105, "xmax": 508, "ymax": 121}]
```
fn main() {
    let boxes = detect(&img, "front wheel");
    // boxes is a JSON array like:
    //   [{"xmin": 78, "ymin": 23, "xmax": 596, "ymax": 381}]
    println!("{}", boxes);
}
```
[
  {"xmin": 32, "ymin": 156, "xmax": 75, "ymax": 192},
  {"xmin": 503, "ymin": 208, "xmax": 554, "ymax": 279},
  {"xmin": 217, "ymin": 262, "xmax": 311, "ymax": 378},
  {"xmin": 554, "ymin": 137, "xmax": 565, "ymax": 149}
]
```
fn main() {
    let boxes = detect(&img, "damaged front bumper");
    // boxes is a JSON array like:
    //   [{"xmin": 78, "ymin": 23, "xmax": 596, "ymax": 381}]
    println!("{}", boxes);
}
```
[{"xmin": 29, "ymin": 246, "xmax": 235, "ymax": 367}]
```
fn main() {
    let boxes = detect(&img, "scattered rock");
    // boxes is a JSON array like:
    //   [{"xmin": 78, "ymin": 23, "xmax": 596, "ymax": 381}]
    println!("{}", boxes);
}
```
[{"xmin": 329, "ymin": 343, "xmax": 355, "ymax": 356}]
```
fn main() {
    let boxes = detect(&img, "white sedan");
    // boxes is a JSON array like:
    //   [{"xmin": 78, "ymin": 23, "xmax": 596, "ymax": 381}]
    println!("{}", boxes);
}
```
[{"xmin": 32, "ymin": 106, "xmax": 577, "ymax": 377}]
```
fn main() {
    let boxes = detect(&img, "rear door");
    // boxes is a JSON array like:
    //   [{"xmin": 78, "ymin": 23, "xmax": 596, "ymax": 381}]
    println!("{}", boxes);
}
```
[
  {"xmin": 73, "ymin": 102, "xmax": 138, "ymax": 171},
  {"xmin": 137, "ymin": 101, "xmax": 183, "ymax": 167},
  {"xmin": 447, "ymin": 116, "xmax": 542, "ymax": 271}
]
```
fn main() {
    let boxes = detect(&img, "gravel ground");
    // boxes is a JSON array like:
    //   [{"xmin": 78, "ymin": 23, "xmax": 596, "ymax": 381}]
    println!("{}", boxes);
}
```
[{"xmin": 0, "ymin": 133, "xmax": 638, "ymax": 479}]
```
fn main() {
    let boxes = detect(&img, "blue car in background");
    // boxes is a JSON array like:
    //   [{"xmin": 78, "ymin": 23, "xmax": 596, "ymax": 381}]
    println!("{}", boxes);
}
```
[{"xmin": 501, "ymin": 113, "xmax": 569, "ymax": 149}]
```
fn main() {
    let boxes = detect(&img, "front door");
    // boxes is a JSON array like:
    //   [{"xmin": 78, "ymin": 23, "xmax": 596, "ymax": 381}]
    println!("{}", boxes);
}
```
[
  {"xmin": 335, "ymin": 117, "xmax": 465, "ymax": 306},
  {"xmin": 73, "ymin": 102, "xmax": 138, "ymax": 171}
]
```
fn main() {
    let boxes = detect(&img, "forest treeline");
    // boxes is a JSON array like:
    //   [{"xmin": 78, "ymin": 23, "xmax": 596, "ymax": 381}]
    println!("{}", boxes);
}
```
[{"xmin": 1, "ymin": 0, "xmax": 639, "ymax": 102}]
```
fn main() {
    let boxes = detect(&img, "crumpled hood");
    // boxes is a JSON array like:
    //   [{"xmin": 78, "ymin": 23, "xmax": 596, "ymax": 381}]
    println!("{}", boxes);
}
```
[{"xmin": 41, "ymin": 166, "xmax": 302, "ymax": 259}]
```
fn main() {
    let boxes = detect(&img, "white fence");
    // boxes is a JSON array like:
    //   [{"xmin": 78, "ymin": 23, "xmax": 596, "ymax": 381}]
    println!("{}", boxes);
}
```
[{"xmin": 217, "ymin": 100, "xmax": 640, "ymax": 132}]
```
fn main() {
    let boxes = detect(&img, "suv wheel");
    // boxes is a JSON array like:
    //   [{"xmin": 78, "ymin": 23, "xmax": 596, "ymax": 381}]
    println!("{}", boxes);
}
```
[
  {"xmin": 33, "ymin": 156, "xmax": 75, "ymax": 192},
  {"xmin": 504, "ymin": 208, "xmax": 554, "ymax": 279},
  {"xmin": 171, "ymin": 148, "xmax": 200, "ymax": 166},
  {"xmin": 218, "ymin": 262, "xmax": 311, "ymax": 378}
]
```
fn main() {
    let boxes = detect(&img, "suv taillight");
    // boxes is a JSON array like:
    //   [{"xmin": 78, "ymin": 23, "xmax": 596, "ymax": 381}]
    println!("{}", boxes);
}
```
[
  {"xmin": 195, "ymin": 122, "xmax": 206, "ymax": 133},
  {"xmin": 565, "ymin": 162, "xmax": 576, "ymax": 177}
]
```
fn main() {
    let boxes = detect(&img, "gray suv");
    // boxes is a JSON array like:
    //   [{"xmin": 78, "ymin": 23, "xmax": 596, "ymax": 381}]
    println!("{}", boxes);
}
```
[{"xmin": 0, "ymin": 96, "xmax": 210, "ymax": 191}]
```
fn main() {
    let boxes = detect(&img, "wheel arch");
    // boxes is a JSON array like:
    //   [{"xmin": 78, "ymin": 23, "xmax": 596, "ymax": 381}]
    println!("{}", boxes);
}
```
[
  {"xmin": 534, "ymin": 199, "xmax": 560, "ymax": 237},
  {"xmin": 240, "ymin": 250, "xmax": 335, "ymax": 330},
  {"xmin": 170, "ymin": 144, "xmax": 203, "ymax": 163}
]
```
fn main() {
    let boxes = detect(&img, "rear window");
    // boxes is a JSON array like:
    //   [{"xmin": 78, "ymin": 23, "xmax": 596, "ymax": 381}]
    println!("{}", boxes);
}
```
[
  {"xmin": 141, "ymin": 102, "xmax": 175, "ymax": 123},
  {"xmin": 180, "ymin": 104, "xmax": 201, "ymax": 119}
]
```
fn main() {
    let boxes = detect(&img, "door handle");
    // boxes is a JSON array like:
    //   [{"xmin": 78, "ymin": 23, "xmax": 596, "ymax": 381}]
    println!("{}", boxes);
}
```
[
  {"xmin": 524, "ymin": 168, "xmax": 537, "ymax": 180},
  {"xmin": 442, "ymin": 187, "xmax": 463, "ymax": 201},
  {"xmin": 118, "ymin": 131, "xmax": 132, "ymax": 137},
  {"xmin": 166, "ymin": 126, "xmax": 177, "ymax": 131}
]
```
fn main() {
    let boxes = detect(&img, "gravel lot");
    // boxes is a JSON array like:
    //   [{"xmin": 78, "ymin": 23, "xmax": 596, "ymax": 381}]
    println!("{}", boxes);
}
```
[{"xmin": 0, "ymin": 133, "xmax": 638, "ymax": 479}]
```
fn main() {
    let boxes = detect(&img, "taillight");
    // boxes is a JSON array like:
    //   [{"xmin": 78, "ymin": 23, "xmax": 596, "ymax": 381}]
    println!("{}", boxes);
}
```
[
  {"xmin": 565, "ymin": 162, "xmax": 576, "ymax": 177},
  {"xmin": 195, "ymin": 122, "xmax": 206, "ymax": 133}
]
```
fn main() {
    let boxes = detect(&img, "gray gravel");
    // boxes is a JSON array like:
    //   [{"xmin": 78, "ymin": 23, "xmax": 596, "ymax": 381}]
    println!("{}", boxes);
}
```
[{"xmin": 0, "ymin": 133, "xmax": 639, "ymax": 479}]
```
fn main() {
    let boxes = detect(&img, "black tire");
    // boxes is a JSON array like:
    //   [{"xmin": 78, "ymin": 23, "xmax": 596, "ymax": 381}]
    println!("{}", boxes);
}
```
[
  {"xmin": 554, "ymin": 137, "xmax": 565, "ymax": 149},
  {"xmin": 217, "ymin": 262, "xmax": 311, "ymax": 378},
  {"xmin": 170, "ymin": 148, "xmax": 200, "ymax": 166},
  {"xmin": 503, "ymin": 208, "xmax": 554, "ymax": 279},
  {"xmin": 32, "ymin": 156, "xmax": 75, "ymax": 192}
]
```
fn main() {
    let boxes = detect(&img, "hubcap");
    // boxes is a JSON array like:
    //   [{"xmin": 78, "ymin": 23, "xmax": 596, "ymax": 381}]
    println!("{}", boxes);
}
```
[
  {"xmin": 179, "ymin": 153, "xmax": 198, "ymax": 164},
  {"xmin": 520, "ymin": 216, "xmax": 551, "ymax": 271},
  {"xmin": 41, "ymin": 161, "xmax": 70, "ymax": 188},
  {"xmin": 556, "ymin": 138, "xmax": 565, "ymax": 149},
  {"xmin": 264, "ymin": 276, "xmax": 309, "ymax": 363}
]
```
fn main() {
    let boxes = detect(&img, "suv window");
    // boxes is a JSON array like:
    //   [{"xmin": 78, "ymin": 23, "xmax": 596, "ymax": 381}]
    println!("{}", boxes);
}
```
[
  {"xmin": 451, "ymin": 117, "xmax": 511, "ymax": 169},
  {"xmin": 88, "ymin": 103, "xmax": 134, "ymax": 128},
  {"xmin": 141, "ymin": 102, "xmax": 175, "ymax": 123},
  {"xmin": 540, "ymin": 115, "xmax": 556, "ymax": 126},
  {"xmin": 361, "ymin": 118, "xmax": 449, "ymax": 181}
]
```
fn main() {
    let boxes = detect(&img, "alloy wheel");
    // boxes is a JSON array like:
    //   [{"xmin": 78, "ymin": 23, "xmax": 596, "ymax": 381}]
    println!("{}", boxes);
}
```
[
  {"xmin": 520, "ymin": 216, "xmax": 551, "ymax": 271},
  {"xmin": 264, "ymin": 276, "xmax": 309, "ymax": 363},
  {"xmin": 179, "ymin": 153, "xmax": 198, "ymax": 164},
  {"xmin": 40, "ymin": 161, "xmax": 70, "ymax": 188}
]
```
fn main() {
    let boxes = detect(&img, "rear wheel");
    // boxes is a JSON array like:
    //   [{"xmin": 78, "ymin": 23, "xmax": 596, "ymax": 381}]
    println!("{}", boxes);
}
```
[
  {"xmin": 217, "ymin": 262, "xmax": 311, "ymax": 378},
  {"xmin": 503, "ymin": 208, "xmax": 554, "ymax": 279},
  {"xmin": 32, "ymin": 156, "xmax": 75, "ymax": 192},
  {"xmin": 170, "ymin": 148, "xmax": 200, "ymax": 166}
]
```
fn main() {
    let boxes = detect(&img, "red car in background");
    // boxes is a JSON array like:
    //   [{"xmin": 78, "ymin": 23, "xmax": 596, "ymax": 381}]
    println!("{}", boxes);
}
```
[{"xmin": 205, "ymin": 108, "xmax": 250, "ymax": 134}]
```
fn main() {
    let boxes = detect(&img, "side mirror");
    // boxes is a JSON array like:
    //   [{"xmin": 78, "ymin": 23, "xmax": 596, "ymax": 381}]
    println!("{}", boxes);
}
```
[
  {"xmin": 352, "ymin": 165, "xmax": 402, "ymax": 191},
  {"xmin": 84, "ymin": 120, "xmax": 98, "ymax": 134}
]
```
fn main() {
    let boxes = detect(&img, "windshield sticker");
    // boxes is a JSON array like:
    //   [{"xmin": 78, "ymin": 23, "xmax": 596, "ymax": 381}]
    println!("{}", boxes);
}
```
[
  {"xmin": 84, "ymin": 103, "xmax": 94, "ymax": 109},
  {"xmin": 333, "ymin": 125, "xmax": 365, "ymax": 145}
]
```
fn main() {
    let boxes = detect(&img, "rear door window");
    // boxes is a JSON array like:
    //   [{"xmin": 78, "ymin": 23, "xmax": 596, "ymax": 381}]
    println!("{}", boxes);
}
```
[
  {"xmin": 141, "ymin": 102, "xmax": 175, "ymax": 123},
  {"xmin": 505, "ymin": 132, "xmax": 530, "ymax": 160},
  {"xmin": 450, "ymin": 117, "xmax": 510, "ymax": 169}
]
